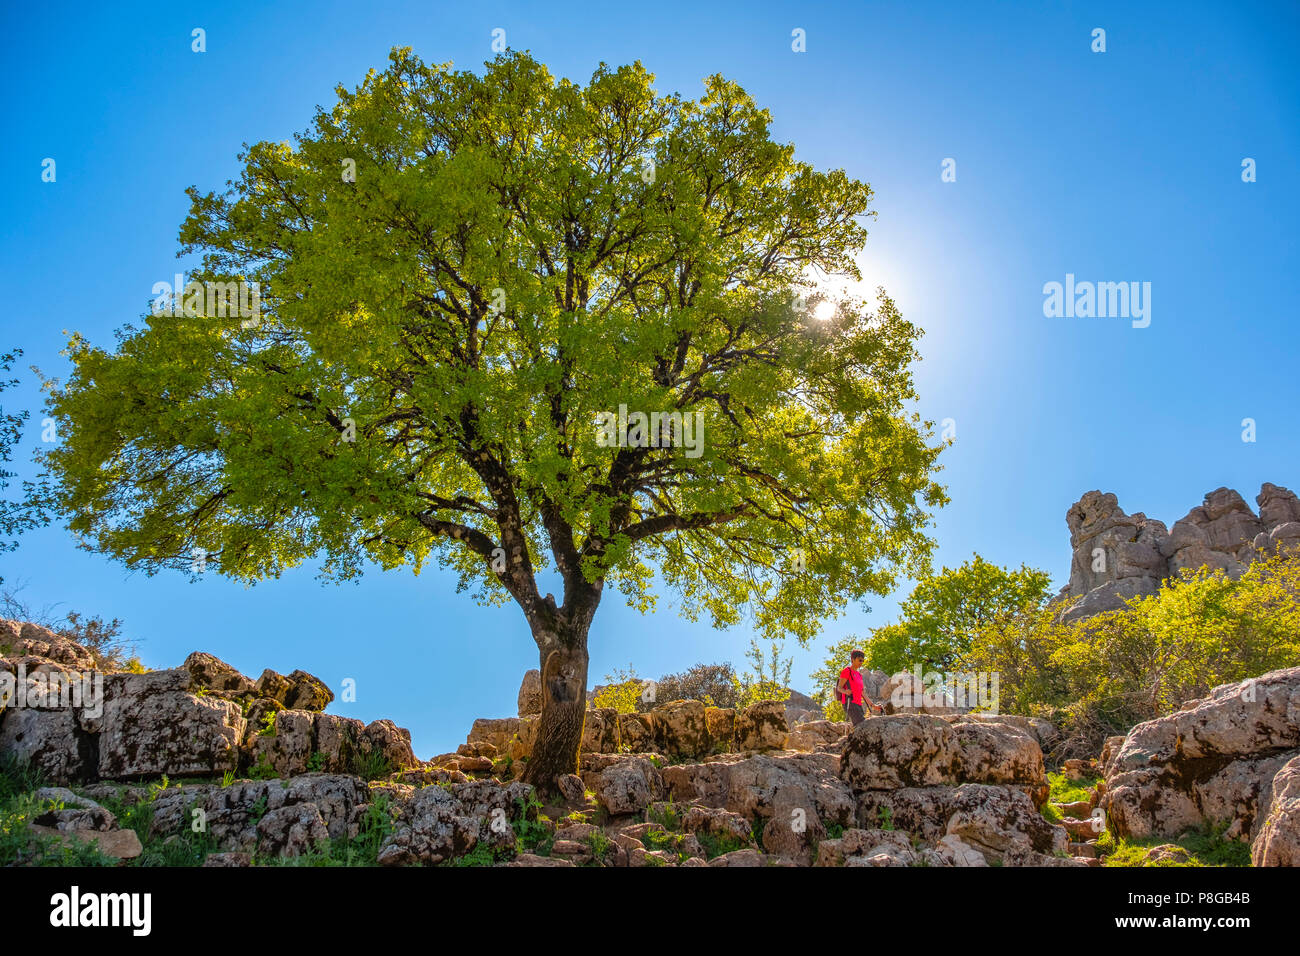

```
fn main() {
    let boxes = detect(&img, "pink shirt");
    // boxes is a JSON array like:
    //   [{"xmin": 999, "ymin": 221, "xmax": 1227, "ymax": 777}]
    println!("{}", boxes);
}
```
[{"xmin": 839, "ymin": 666, "xmax": 864, "ymax": 705}]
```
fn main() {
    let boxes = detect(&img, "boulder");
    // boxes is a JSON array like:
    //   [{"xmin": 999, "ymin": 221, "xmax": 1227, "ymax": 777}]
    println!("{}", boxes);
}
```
[
  {"xmin": 0, "ymin": 707, "xmax": 92, "ymax": 785},
  {"xmin": 377, "ymin": 778, "xmax": 532, "ymax": 866},
  {"xmin": 284, "ymin": 669, "xmax": 333, "ymax": 712},
  {"xmin": 28, "ymin": 823, "xmax": 143, "ymax": 860},
  {"xmin": 148, "ymin": 774, "xmax": 368, "ymax": 853},
  {"xmin": 663, "ymin": 751, "xmax": 854, "ymax": 829},
  {"xmin": 363, "ymin": 719, "xmax": 418, "ymax": 772},
  {"xmin": 257, "ymin": 804, "xmax": 329, "ymax": 857},
  {"xmin": 1258, "ymin": 483, "xmax": 1300, "ymax": 530},
  {"xmin": 704, "ymin": 707, "xmax": 735, "ymax": 752},
  {"xmin": 254, "ymin": 669, "xmax": 293, "ymax": 704},
  {"xmin": 734, "ymin": 699, "xmax": 788, "ymax": 751},
  {"xmin": 517, "ymin": 669, "xmax": 543, "ymax": 717},
  {"xmin": 32, "ymin": 787, "xmax": 116, "ymax": 832},
  {"xmin": 467, "ymin": 717, "xmax": 535, "ymax": 759},
  {"xmin": 787, "ymin": 719, "xmax": 848, "ymax": 752},
  {"xmin": 879, "ymin": 670, "xmax": 963, "ymax": 715},
  {"xmin": 376, "ymin": 785, "xmax": 479, "ymax": 866},
  {"xmin": 922, "ymin": 834, "xmax": 988, "ymax": 867},
  {"xmin": 707, "ymin": 848, "xmax": 765, "ymax": 867},
  {"xmin": 853, "ymin": 784, "xmax": 1067, "ymax": 860},
  {"xmin": 653, "ymin": 699, "xmax": 709, "ymax": 758},
  {"xmin": 580, "ymin": 707, "xmax": 620, "ymax": 755},
  {"xmin": 1103, "ymin": 667, "xmax": 1300, "ymax": 840},
  {"xmin": 761, "ymin": 781, "xmax": 824, "ymax": 863},
  {"xmin": 1251, "ymin": 755, "xmax": 1300, "ymax": 866},
  {"xmin": 183, "ymin": 652, "xmax": 255, "ymax": 695},
  {"xmin": 97, "ymin": 670, "xmax": 246, "ymax": 780},
  {"xmin": 585, "ymin": 756, "xmax": 664, "ymax": 816},
  {"xmin": 618, "ymin": 712, "xmax": 656, "ymax": 753},
  {"xmin": 681, "ymin": 805, "xmax": 752, "ymax": 844},
  {"xmin": 839, "ymin": 715, "xmax": 1046, "ymax": 791},
  {"xmin": 0, "ymin": 619, "xmax": 96, "ymax": 671}
]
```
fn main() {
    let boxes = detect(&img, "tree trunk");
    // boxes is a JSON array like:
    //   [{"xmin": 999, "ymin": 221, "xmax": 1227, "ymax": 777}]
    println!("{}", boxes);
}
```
[{"xmin": 521, "ymin": 637, "xmax": 589, "ymax": 793}]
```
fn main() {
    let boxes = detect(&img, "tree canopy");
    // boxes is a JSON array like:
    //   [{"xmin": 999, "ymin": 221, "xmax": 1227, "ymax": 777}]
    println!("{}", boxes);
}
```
[{"xmin": 42, "ymin": 49, "xmax": 945, "ymax": 654}]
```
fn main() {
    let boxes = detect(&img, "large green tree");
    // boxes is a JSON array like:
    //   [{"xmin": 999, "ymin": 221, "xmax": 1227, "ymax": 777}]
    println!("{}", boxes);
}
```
[
  {"xmin": 41, "ymin": 50, "xmax": 945, "ymax": 789},
  {"xmin": 813, "ymin": 554, "xmax": 1052, "ymax": 695}
]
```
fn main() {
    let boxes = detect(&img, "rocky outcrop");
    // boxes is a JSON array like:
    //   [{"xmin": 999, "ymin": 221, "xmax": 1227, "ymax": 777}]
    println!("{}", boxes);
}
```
[
  {"xmin": 839, "ymin": 714, "xmax": 1073, "ymax": 865},
  {"xmin": 1102, "ymin": 666, "xmax": 1300, "ymax": 859},
  {"xmin": 1058, "ymin": 483, "xmax": 1299, "ymax": 621},
  {"xmin": 464, "ymin": 697, "xmax": 791, "ymax": 773},
  {"xmin": 0, "ymin": 620, "xmax": 416, "ymax": 785},
  {"xmin": 376, "ymin": 779, "xmax": 534, "ymax": 865}
]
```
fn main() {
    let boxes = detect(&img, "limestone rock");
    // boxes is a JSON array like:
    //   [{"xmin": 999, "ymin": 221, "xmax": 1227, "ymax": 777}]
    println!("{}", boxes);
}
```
[
  {"xmin": 787, "ymin": 719, "xmax": 848, "ymax": 752},
  {"xmin": 707, "ymin": 848, "xmax": 765, "ymax": 867},
  {"xmin": 761, "ymin": 782, "xmax": 824, "ymax": 863},
  {"xmin": 363, "ymin": 719, "xmax": 418, "ymax": 773},
  {"xmin": 466, "ymin": 716, "xmax": 536, "ymax": 760},
  {"xmin": 0, "ymin": 619, "xmax": 96, "ymax": 671},
  {"xmin": 284, "ymin": 669, "xmax": 333, "ymax": 712},
  {"xmin": 517, "ymin": 669, "xmax": 542, "ymax": 717},
  {"xmin": 704, "ymin": 707, "xmax": 735, "ymax": 752},
  {"xmin": 580, "ymin": 707, "xmax": 620, "ymax": 755},
  {"xmin": 254, "ymin": 669, "xmax": 293, "ymax": 704},
  {"xmin": 376, "ymin": 778, "xmax": 532, "ymax": 866},
  {"xmin": 839, "ymin": 715, "xmax": 1046, "ymax": 791},
  {"xmin": 32, "ymin": 787, "xmax": 116, "ymax": 831},
  {"xmin": 734, "ymin": 699, "xmax": 788, "ymax": 751},
  {"xmin": 1058, "ymin": 483, "xmax": 1295, "ymax": 621},
  {"xmin": 585, "ymin": 756, "xmax": 664, "ymax": 815},
  {"xmin": 1258, "ymin": 483, "xmax": 1300, "ymax": 530},
  {"xmin": 923, "ymin": 834, "xmax": 988, "ymax": 867},
  {"xmin": 1252, "ymin": 755, "xmax": 1300, "ymax": 866},
  {"xmin": 618, "ymin": 711, "xmax": 656, "ymax": 753},
  {"xmin": 1103, "ymin": 667, "xmax": 1300, "ymax": 840},
  {"xmin": 0, "ymin": 707, "xmax": 91, "ymax": 784},
  {"xmin": 663, "ymin": 751, "xmax": 854, "ymax": 829},
  {"xmin": 653, "ymin": 699, "xmax": 709, "ymax": 758},
  {"xmin": 257, "ymin": 803, "xmax": 329, "ymax": 857},
  {"xmin": 183, "ymin": 652, "xmax": 255, "ymax": 695},
  {"xmin": 98, "ymin": 670, "xmax": 246, "ymax": 780},
  {"xmin": 681, "ymin": 805, "xmax": 752, "ymax": 844},
  {"xmin": 853, "ymin": 784, "xmax": 1067, "ymax": 859},
  {"xmin": 28, "ymin": 823, "xmax": 143, "ymax": 860}
]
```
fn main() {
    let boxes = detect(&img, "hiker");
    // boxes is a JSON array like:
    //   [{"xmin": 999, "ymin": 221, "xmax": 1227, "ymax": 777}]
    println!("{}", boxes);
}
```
[{"xmin": 837, "ymin": 649, "xmax": 877, "ymax": 727}]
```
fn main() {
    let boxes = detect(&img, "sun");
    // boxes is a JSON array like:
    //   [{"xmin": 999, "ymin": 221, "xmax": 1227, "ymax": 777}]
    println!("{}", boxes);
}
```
[{"xmin": 813, "ymin": 300, "xmax": 836, "ymax": 321}]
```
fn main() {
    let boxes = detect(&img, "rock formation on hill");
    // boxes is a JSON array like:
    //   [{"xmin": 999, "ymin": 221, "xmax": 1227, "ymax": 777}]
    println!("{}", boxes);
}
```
[
  {"xmin": 4, "ymin": 612, "xmax": 1297, "ymax": 866},
  {"xmin": 1059, "ymin": 482, "xmax": 1300, "ymax": 620},
  {"xmin": 0, "ymin": 616, "xmax": 1087, "ymax": 866}
]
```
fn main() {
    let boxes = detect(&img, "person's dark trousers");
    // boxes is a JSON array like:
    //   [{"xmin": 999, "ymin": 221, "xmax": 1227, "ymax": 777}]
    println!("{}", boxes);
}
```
[{"xmin": 846, "ymin": 702, "xmax": 865, "ymax": 727}]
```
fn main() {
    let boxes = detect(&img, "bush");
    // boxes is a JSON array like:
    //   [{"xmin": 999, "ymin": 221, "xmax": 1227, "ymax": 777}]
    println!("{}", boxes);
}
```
[
  {"xmin": 591, "ymin": 665, "xmax": 645, "ymax": 714},
  {"xmin": 0, "ymin": 586, "xmax": 143, "ymax": 672},
  {"xmin": 652, "ymin": 662, "xmax": 738, "ymax": 710},
  {"xmin": 961, "ymin": 550, "xmax": 1300, "ymax": 754}
]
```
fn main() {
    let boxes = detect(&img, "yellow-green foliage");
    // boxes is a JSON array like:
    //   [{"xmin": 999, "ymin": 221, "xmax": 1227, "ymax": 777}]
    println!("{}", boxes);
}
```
[
  {"xmin": 965, "ymin": 550, "xmax": 1300, "ymax": 731},
  {"xmin": 592, "ymin": 666, "xmax": 643, "ymax": 714}
]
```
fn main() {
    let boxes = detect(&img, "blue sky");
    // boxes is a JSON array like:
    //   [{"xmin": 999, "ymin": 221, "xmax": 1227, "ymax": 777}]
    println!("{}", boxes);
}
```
[{"xmin": 2, "ymin": 1, "xmax": 1297, "ymax": 757}]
